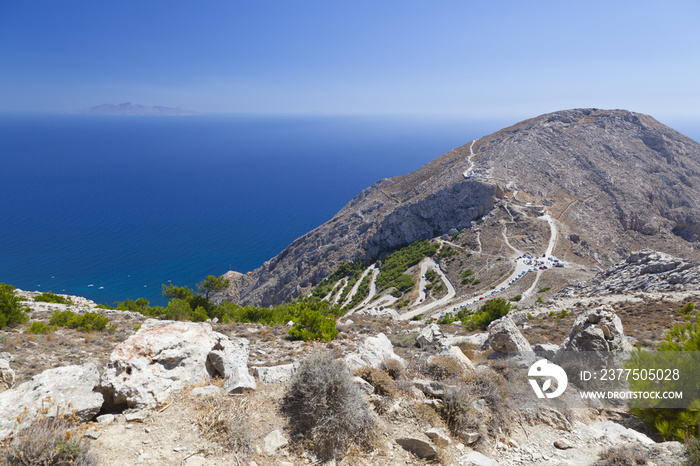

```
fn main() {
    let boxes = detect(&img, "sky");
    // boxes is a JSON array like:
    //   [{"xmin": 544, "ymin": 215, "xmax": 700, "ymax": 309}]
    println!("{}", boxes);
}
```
[{"xmin": 1, "ymin": 0, "xmax": 699, "ymax": 121}]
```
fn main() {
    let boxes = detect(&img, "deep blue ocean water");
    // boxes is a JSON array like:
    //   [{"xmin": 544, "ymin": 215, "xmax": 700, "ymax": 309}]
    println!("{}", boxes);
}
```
[{"xmin": 0, "ymin": 114, "xmax": 506, "ymax": 306}]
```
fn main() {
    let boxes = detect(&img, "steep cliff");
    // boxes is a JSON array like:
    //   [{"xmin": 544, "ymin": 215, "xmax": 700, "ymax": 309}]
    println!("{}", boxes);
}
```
[{"xmin": 224, "ymin": 109, "xmax": 700, "ymax": 307}]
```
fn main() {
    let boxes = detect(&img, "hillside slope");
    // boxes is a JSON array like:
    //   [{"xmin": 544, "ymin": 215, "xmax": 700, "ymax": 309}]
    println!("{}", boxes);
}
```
[{"xmin": 224, "ymin": 109, "xmax": 700, "ymax": 307}]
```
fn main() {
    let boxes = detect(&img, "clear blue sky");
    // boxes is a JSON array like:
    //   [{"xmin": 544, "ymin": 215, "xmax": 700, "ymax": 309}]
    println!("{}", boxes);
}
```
[{"xmin": 2, "ymin": 0, "xmax": 699, "ymax": 120}]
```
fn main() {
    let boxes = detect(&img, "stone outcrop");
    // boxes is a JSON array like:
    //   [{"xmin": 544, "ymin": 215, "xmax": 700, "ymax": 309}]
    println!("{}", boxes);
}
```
[
  {"xmin": 344, "ymin": 333, "xmax": 405, "ymax": 370},
  {"xmin": 253, "ymin": 363, "xmax": 297, "ymax": 384},
  {"xmin": 0, "ymin": 363, "xmax": 103, "ymax": 441},
  {"xmin": 558, "ymin": 249, "xmax": 700, "ymax": 298},
  {"xmin": 556, "ymin": 307, "xmax": 633, "ymax": 358},
  {"xmin": 99, "ymin": 319, "xmax": 253, "ymax": 409},
  {"xmin": 223, "ymin": 109, "xmax": 700, "ymax": 306},
  {"xmin": 488, "ymin": 318, "xmax": 532, "ymax": 354}
]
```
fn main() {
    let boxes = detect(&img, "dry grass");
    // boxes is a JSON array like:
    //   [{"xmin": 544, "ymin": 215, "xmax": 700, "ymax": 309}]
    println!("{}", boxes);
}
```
[
  {"xmin": 188, "ymin": 387, "xmax": 255, "ymax": 456},
  {"xmin": 282, "ymin": 353, "xmax": 375, "ymax": 461},
  {"xmin": 0, "ymin": 404, "xmax": 96, "ymax": 466},
  {"xmin": 596, "ymin": 444, "xmax": 649, "ymax": 465},
  {"xmin": 354, "ymin": 366, "xmax": 399, "ymax": 398}
]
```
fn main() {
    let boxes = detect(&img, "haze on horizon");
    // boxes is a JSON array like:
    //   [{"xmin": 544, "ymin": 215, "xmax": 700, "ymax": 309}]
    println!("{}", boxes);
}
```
[{"xmin": 1, "ymin": 1, "xmax": 699, "ymax": 124}]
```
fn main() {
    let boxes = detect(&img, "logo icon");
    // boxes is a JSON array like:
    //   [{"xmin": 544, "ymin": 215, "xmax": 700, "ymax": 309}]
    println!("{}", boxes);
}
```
[{"xmin": 528, "ymin": 359, "xmax": 568, "ymax": 399}]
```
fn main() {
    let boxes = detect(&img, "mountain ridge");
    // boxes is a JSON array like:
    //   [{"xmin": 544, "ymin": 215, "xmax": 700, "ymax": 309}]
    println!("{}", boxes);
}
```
[{"xmin": 223, "ymin": 109, "xmax": 700, "ymax": 308}]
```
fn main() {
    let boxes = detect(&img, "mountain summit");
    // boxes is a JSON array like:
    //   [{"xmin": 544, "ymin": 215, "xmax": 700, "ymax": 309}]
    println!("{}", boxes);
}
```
[{"xmin": 223, "ymin": 109, "xmax": 700, "ymax": 307}]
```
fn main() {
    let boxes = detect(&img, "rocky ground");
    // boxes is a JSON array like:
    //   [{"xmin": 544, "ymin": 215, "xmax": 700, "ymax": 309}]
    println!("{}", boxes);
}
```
[{"xmin": 1, "ymin": 251, "xmax": 699, "ymax": 465}]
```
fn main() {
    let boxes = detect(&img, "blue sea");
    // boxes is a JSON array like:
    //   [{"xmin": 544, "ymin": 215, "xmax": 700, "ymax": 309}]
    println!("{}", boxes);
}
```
[{"xmin": 0, "ymin": 114, "xmax": 507, "ymax": 306}]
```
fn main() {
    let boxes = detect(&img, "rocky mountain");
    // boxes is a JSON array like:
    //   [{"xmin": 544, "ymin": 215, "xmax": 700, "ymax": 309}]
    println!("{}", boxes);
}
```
[
  {"xmin": 224, "ymin": 109, "xmax": 700, "ymax": 307},
  {"xmin": 69, "ymin": 102, "xmax": 198, "ymax": 116}
]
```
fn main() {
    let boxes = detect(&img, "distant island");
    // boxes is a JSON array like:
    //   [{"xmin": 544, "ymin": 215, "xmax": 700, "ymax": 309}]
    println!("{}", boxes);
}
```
[{"xmin": 68, "ymin": 102, "xmax": 198, "ymax": 116}]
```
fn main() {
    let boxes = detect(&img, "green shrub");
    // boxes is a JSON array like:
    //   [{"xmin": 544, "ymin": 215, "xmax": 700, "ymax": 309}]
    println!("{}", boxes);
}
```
[
  {"xmin": 49, "ymin": 310, "xmax": 110, "ymax": 332},
  {"xmin": 537, "ymin": 287, "xmax": 551, "ymax": 294},
  {"xmin": 461, "ymin": 298, "xmax": 511, "ymax": 331},
  {"xmin": 27, "ymin": 321, "xmax": 55, "ymax": 334},
  {"xmin": 0, "ymin": 283, "xmax": 29, "ymax": 329},
  {"xmin": 389, "ymin": 332, "xmax": 419, "ymax": 347},
  {"xmin": 679, "ymin": 302, "xmax": 696, "ymax": 316},
  {"xmin": 282, "ymin": 354, "xmax": 375, "ymax": 460},
  {"xmin": 288, "ymin": 309, "xmax": 338, "ymax": 342},
  {"xmin": 376, "ymin": 240, "xmax": 438, "ymax": 290},
  {"xmin": 34, "ymin": 291, "xmax": 73, "ymax": 305},
  {"xmin": 627, "ymin": 314, "xmax": 700, "ymax": 441}
]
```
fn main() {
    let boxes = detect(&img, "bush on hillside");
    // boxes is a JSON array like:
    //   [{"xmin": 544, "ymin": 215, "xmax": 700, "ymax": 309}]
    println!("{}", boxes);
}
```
[
  {"xmin": 49, "ymin": 310, "xmax": 111, "ymax": 332},
  {"xmin": 282, "ymin": 354, "xmax": 375, "ymax": 460},
  {"xmin": 288, "ymin": 308, "xmax": 338, "ymax": 342},
  {"xmin": 0, "ymin": 283, "xmax": 29, "ymax": 329},
  {"xmin": 34, "ymin": 291, "xmax": 73, "ymax": 305},
  {"xmin": 627, "ymin": 314, "xmax": 700, "ymax": 441},
  {"xmin": 354, "ymin": 366, "xmax": 398, "ymax": 398}
]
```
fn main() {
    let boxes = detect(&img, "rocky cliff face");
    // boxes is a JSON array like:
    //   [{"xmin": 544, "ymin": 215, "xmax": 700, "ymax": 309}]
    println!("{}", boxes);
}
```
[{"xmin": 224, "ymin": 109, "xmax": 700, "ymax": 307}]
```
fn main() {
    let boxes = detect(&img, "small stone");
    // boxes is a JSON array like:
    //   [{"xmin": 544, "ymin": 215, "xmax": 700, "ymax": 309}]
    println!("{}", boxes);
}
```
[
  {"xmin": 395, "ymin": 437, "xmax": 438, "ymax": 459},
  {"xmin": 554, "ymin": 438, "xmax": 574, "ymax": 449},
  {"xmin": 96, "ymin": 414, "xmax": 115, "ymax": 424},
  {"xmin": 83, "ymin": 428, "xmax": 101, "ymax": 440},
  {"xmin": 264, "ymin": 429, "xmax": 288, "ymax": 456},
  {"xmin": 424, "ymin": 427, "xmax": 451, "ymax": 447},
  {"xmin": 460, "ymin": 431, "xmax": 479, "ymax": 444},
  {"xmin": 125, "ymin": 411, "xmax": 148, "ymax": 423}
]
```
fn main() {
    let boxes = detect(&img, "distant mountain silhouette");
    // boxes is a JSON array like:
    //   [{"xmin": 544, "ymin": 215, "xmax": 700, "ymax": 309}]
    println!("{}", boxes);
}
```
[{"xmin": 68, "ymin": 102, "xmax": 198, "ymax": 116}]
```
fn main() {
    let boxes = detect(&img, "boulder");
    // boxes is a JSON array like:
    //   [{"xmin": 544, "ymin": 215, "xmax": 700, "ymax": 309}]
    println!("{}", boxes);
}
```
[
  {"xmin": 555, "ymin": 307, "xmax": 633, "ymax": 365},
  {"xmin": 344, "ymin": 333, "xmax": 405, "ymax": 370},
  {"xmin": 0, "ymin": 363, "xmax": 103, "ymax": 441},
  {"xmin": 208, "ymin": 343, "xmax": 256, "ymax": 394},
  {"xmin": 0, "ymin": 358, "xmax": 14, "ymax": 392},
  {"xmin": 436, "ymin": 345, "xmax": 476, "ymax": 372},
  {"xmin": 488, "ymin": 318, "xmax": 531, "ymax": 354},
  {"xmin": 100, "ymin": 319, "xmax": 253, "ymax": 409},
  {"xmin": 352, "ymin": 376, "xmax": 375, "ymax": 395},
  {"xmin": 416, "ymin": 323, "xmax": 444, "ymax": 347},
  {"xmin": 534, "ymin": 343, "xmax": 559, "ymax": 360},
  {"xmin": 252, "ymin": 363, "xmax": 296, "ymax": 384},
  {"xmin": 395, "ymin": 436, "xmax": 438, "ymax": 459}
]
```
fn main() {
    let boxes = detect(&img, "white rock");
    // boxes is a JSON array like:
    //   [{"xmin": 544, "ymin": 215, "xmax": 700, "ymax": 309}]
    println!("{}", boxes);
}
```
[
  {"xmin": 417, "ymin": 323, "xmax": 444, "ymax": 347},
  {"xmin": 99, "ymin": 319, "xmax": 253, "ymax": 409},
  {"xmin": 344, "ymin": 333, "xmax": 405, "ymax": 370},
  {"xmin": 0, "ymin": 363, "xmax": 103, "ymax": 442},
  {"xmin": 589, "ymin": 421, "xmax": 654, "ymax": 445},
  {"xmin": 436, "ymin": 345, "xmax": 476, "ymax": 372},
  {"xmin": 264, "ymin": 429, "xmax": 288, "ymax": 456},
  {"xmin": 488, "ymin": 318, "xmax": 532, "ymax": 354},
  {"xmin": 425, "ymin": 427, "xmax": 451, "ymax": 446},
  {"xmin": 253, "ymin": 364, "xmax": 296, "ymax": 384},
  {"xmin": 458, "ymin": 450, "xmax": 499, "ymax": 466}
]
